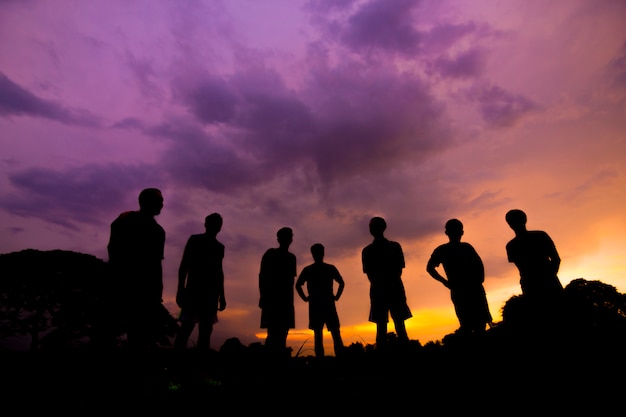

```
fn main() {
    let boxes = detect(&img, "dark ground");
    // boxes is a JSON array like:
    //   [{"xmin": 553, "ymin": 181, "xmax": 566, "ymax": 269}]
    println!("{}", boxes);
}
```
[{"xmin": 2, "ymin": 332, "xmax": 624, "ymax": 415}]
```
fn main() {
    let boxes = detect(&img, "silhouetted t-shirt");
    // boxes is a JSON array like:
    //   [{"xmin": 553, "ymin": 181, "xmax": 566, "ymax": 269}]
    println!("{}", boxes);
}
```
[
  {"xmin": 506, "ymin": 230, "xmax": 562, "ymax": 297},
  {"xmin": 259, "ymin": 247, "xmax": 297, "ymax": 329},
  {"xmin": 428, "ymin": 241, "xmax": 484, "ymax": 289},
  {"xmin": 179, "ymin": 233, "xmax": 224, "ymax": 317},
  {"xmin": 108, "ymin": 210, "xmax": 165, "ymax": 305},
  {"xmin": 427, "ymin": 241, "xmax": 492, "ymax": 328}
]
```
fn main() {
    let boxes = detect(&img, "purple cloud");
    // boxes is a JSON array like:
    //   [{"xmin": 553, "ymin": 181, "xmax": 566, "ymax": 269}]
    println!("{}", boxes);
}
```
[
  {"xmin": 0, "ymin": 72, "xmax": 98, "ymax": 126},
  {"xmin": 465, "ymin": 84, "xmax": 537, "ymax": 128},
  {"xmin": 3, "ymin": 164, "xmax": 165, "ymax": 230},
  {"xmin": 431, "ymin": 48, "xmax": 486, "ymax": 79},
  {"xmin": 606, "ymin": 41, "xmax": 626, "ymax": 90},
  {"xmin": 179, "ymin": 77, "xmax": 238, "ymax": 124},
  {"xmin": 148, "ymin": 120, "xmax": 261, "ymax": 193},
  {"xmin": 340, "ymin": 0, "xmax": 422, "ymax": 54}
]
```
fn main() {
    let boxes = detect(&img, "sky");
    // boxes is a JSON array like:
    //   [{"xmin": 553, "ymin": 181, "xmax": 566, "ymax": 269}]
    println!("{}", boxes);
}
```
[{"xmin": 1, "ymin": 0, "xmax": 625, "ymax": 355}]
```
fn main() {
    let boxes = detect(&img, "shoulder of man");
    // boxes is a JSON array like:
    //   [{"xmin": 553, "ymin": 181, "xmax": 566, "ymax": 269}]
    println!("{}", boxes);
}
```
[{"xmin": 111, "ymin": 210, "xmax": 137, "ymax": 225}]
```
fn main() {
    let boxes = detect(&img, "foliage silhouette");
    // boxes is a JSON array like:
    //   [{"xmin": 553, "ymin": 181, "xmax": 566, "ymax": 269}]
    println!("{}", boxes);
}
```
[{"xmin": 0, "ymin": 249, "xmax": 178, "ymax": 351}]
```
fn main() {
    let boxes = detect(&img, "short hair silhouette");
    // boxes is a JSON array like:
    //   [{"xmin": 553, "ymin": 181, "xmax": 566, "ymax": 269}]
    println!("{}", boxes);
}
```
[
  {"xmin": 445, "ymin": 218, "xmax": 464, "ymax": 236},
  {"xmin": 310, "ymin": 243, "xmax": 324, "ymax": 257},
  {"xmin": 277, "ymin": 227, "xmax": 293, "ymax": 240},
  {"xmin": 505, "ymin": 209, "xmax": 527, "ymax": 229},
  {"xmin": 369, "ymin": 216, "xmax": 387, "ymax": 233},
  {"xmin": 138, "ymin": 188, "xmax": 162, "ymax": 207},
  {"xmin": 205, "ymin": 212, "xmax": 223, "ymax": 231}
]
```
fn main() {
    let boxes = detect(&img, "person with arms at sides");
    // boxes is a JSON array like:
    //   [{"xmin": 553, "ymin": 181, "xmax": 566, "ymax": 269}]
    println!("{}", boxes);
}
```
[
  {"xmin": 426, "ymin": 218, "xmax": 493, "ymax": 336},
  {"xmin": 296, "ymin": 243, "xmax": 345, "ymax": 358},
  {"xmin": 174, "ymin": 213, "xmax": 226, "ymax": 350},
  {"xmin": 259, "ymin": 227, "xmax": 297, "ymax": 356},
  {"xmin": 362, "ymin": 216, "xmax": 412, "ymax": 348},
  {"xmin": 107, "ymin": 187, "xmax": 166, "ymax": 350}
]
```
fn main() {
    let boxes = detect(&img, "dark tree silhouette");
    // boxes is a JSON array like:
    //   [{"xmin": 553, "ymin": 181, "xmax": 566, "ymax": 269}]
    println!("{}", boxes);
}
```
[
  {"xmin": 0, "ymin": 249, "xmax": 178, "ymax": 351},
  {"xmin": 0, "ymin": 249, "xmax": 107, "ymax": 350}
]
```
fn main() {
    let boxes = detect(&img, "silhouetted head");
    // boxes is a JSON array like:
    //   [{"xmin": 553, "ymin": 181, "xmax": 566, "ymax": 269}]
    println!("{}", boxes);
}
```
[
  {"xmin": 505, "ymin": 209, "xmax": 527, "ymax": 233},
  {"xmin": 369, "ymin": 217, "xmax": 387, "ymax": 238},
  {"xmin": 276, "ymin": 227, "xmax": 293, "ymax": 247},
  {"xmin": 444, "ymin": 218, "xmax": 464, "ymax": 240},
  {"xmin": 138, "ymin": 188, "xmax": 163, "ymax": 216},
  {"xmin": 310, "ymin": 243, "xmax": 324, "ymax": 262},
  {"xmin": 204, "ymin": 213, "xmax": 223, "ymax": 235}
]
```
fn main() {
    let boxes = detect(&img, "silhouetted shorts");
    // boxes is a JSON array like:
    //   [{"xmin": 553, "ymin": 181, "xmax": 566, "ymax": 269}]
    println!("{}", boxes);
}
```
[
  {"xmin": 369, "ymin": 282, "xmax": 412, "ymax": 324},
  {"xmin": 309, "ymin": 301, "xmax": 340, "ymax": 330},
  {"xmin": 179, "ymin": 308, "xmax": 218, "ymax": 325}
]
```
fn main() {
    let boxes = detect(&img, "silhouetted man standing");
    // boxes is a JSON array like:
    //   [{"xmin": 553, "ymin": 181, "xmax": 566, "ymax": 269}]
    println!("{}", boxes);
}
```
[
  {"xmin": 107, "ymin": 188, "xmax": 165, "ymax": 350},
  {"xmin": 296, "ymin": 243, "xmax": 345, "ymax": 358},
  {"xmin": 174, "ymin": 213, "xmax": 226, "ymax": 350},
  {"xmin": 427, "ymin": 219, "xmax": 493, "ymax": 335},
  {"xmin": 259, "ymin": 227, "xmax": 297, "ymax": 355},
  {"xmin": 505, "ymin": 209, "xmax": 563, "ymax": 301},
  {"xmin": 362, "ymin": 217, "xmax": 412, "ymax": 347}
]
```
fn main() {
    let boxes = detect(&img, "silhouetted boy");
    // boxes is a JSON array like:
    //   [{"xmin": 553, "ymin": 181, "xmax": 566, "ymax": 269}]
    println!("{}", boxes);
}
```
[
  {"xmin": 174, "ymin": 213, "xmax": 226, "ymax": 350},
  {"xmin": 362, "ymin": 217, "xmax": 412, "ymax": 347},
  {"xmin": 426, "ymin": 219, "xmax": 493, "ymax": 335},
  {"xmin": 296, "ymin": 243, "xmax": 345, "ymax": 357},
  {"xmin": 107, "ymin": 187, "xmax": 165, "ymax": 349},
  {"xmin": 505, "ymin": 209, "xmax": 563, "ymax": 301},
  {"xmin": 259, "ymin": 227, "xmax": 297, "ymax": 355}
]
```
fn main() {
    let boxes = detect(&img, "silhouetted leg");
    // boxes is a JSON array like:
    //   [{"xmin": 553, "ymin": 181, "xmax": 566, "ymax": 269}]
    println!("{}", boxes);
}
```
[
  {"xmin": 376, "ymin": 322, "xmax": 387, "ymax": 346},
  {"xmin": 197, "ymin": 320, "xmax": 213, "ymax": 350},
  {"xmin": 314, "ymin": 328, "xmax": 324, "ymax": 357},
  {"xmin": 266, "ymin": 326, "xmax": 289, "ymax": 353},
  {"xmin": 330, "ymin": 327, "xmax": 344, "ymax": 356},
  {"xmin": 394, "ymin": 320, "xmax": 409, "ymax": 342},
  {"xmin": 174, "ymin": 320, "xmax": 194, "ymax": 350},
  {"xmin": 128, "ymin": 308, "xmax": 151, "ymax": 350},
  {"xmin": 276, "ymin": 327, "xmax": 289, "ymax": 350}
]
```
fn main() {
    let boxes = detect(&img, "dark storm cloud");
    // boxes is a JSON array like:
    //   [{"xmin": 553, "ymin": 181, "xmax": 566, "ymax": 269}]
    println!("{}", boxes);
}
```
[
  {"xmin": 2, "ymin": 164, "xmax": 164, "ymax": 229},
  {"xmin": 0, "ymin": 72, "xmax": 98, "ymax": 126},
  {"xmin": 340, "ymin": 0, "xmax": 422, "ymax": 54},
  {"xmin": 465, "ymin": 84, "xmax": 537, "ymax": 128}
]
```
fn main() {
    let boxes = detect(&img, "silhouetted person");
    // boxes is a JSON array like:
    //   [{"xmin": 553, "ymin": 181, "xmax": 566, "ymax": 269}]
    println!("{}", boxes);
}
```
[
  {"xmin": 296, "ymin": 243, "xmax": 345, "ymax": 358},
  {"xmin": 427, "ymin": 219, "xmax": 493, "ymax": 335},
  {"xmin": 107, "ymin": 188, "xmax": 165, "ymax": 350},
  {"xmin": 259, "ymin": 227, "xmax": 297, "ymax": 355},
  {"xmin": 505, "ymin": 209, "xmax": 563, "ymax": 301},
  {"xmin": 362, "ymin": 217, "xmax": 412, "ymax": 347},
  {"xmin": 174, "ymin": 213, "xmax": 226, "ymax": 350}
]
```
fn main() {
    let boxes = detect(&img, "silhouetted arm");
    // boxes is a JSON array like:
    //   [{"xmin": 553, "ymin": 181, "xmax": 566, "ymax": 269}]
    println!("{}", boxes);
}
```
[
  {"xmin": 176, "ymin": 239, "xmax": 191, "ymax": 308},
  {"xmin": 218, "ymin": 267, "xmax": 226, "ymax": 311},
  {"xmin": 426, "ymin": 252, "xmax": 449, "ymax": 288},
  {"xmin": 334, "ymin": 269, "xmax": 345, "ymax": 301},
  {"xmin": 295, "ymin": 270, "xmax": 308, "ymax": 302},
  {"xmin": 545, "ymin": 233, "xmax": 561, "ymax": 275}
]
